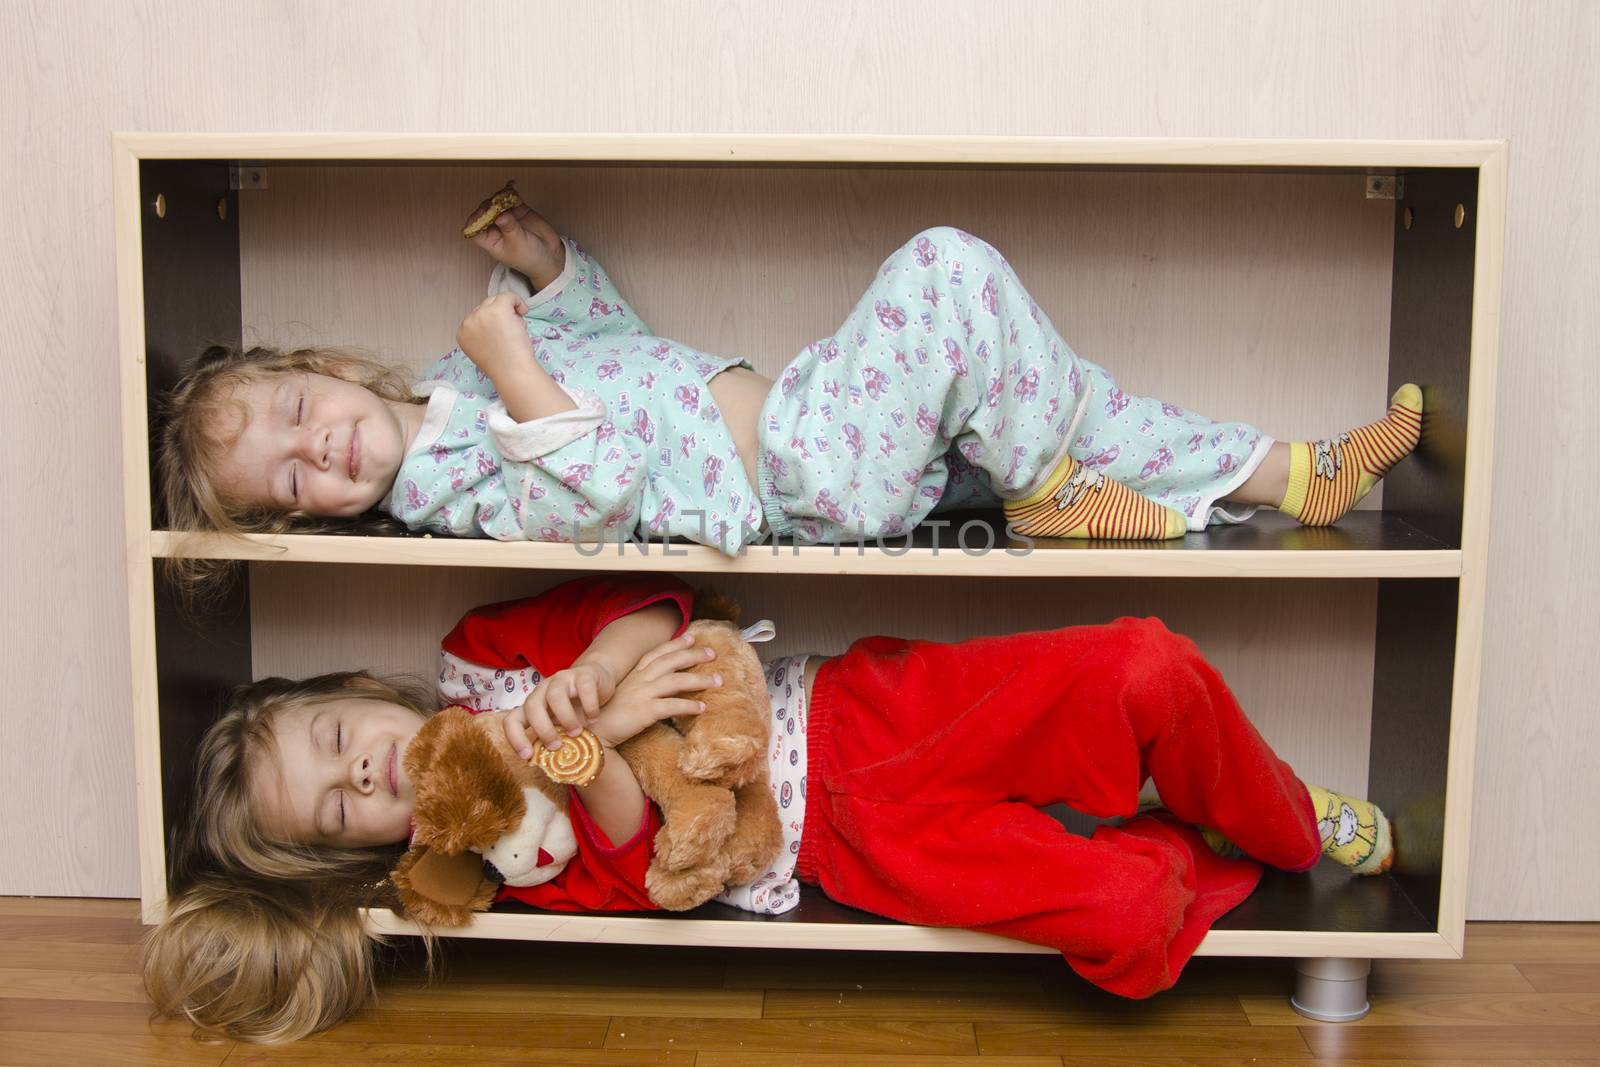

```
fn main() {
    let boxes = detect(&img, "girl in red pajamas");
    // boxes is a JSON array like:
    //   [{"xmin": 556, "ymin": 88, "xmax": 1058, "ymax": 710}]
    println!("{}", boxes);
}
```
[{"xmin": 145, "ymin": 574, "xmax": 1392, "ymax": 1042}]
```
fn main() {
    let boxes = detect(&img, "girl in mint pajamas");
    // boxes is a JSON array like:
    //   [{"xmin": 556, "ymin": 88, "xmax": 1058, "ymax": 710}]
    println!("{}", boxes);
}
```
[
  {"xmin": 399, "ymin": 225, "xmax": 1268, "ymax": 550},
  {"xmin": 171, "ymin": 208, "xmax": 1419, "ymax": 557}
]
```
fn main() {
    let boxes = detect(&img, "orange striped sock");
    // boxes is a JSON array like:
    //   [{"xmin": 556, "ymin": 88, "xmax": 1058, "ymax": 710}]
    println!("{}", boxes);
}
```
[
  {"xmin": 1280, "ymin": 384, "xmax": 1423, "ymax": 526},
  {"xmin": 1004, "ymin": 454, "xmax": 1188, "ymax": 540}
]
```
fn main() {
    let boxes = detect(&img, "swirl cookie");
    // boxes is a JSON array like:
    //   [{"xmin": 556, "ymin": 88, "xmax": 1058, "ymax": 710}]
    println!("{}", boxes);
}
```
[
  {"xmin": 462, "ymin": 181, "xmax": 522, "ymax": 238},
  {"xmin": 534, "ymin": 730, "xmax": 605, "ymax": 786}
]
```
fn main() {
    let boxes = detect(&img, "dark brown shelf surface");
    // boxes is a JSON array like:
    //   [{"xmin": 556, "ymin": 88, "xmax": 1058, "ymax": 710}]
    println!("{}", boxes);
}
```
[{"xmin": 492, "ymin": 862, "xmax": 1432, "ymax": 937}]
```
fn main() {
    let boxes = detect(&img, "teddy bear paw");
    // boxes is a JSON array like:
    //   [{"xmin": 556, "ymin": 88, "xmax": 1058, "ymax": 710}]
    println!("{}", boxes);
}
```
[
  {"xmin": 646, "ymin": 855, "xmax": 732, "ymax": 912},
  {"xmin": 652, "ymin": 790, "xmax": 737, "ymax": 872},
  {"xmin": 677, "ymin": 734, "xmax": 763, "ymax": 788}
]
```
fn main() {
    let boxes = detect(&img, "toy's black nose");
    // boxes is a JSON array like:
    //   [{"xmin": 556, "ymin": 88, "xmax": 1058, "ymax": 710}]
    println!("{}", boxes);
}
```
[{"xmin": 481, "ymin": 859, "xmax": 506, "ymax": 885}]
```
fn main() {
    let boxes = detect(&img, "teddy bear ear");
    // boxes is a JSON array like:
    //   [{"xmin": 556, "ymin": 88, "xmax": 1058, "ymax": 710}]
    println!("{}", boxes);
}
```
[
  {"xmin": 691, "ymin": 587, "xmax": 741, "ymax": 623},
  {"xmin": 411, "ymin": 711, "xmax": 528, "ymax": 855},
  {"xmin": 391, "ymin": 845, "xmax": 496, "ymax": 927}
]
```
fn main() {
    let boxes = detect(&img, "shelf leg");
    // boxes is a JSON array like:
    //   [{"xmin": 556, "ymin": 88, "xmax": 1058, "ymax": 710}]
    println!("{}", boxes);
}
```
[{"xmin": 1290, "ymin": 957, "xmax": 1371, "ymax": 1022}]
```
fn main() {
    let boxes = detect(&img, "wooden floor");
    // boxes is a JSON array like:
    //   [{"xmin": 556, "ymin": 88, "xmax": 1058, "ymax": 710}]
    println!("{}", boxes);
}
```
[{"xmin": 1, "ymin": 899, "xmax": 1597, "ymax": 1065}]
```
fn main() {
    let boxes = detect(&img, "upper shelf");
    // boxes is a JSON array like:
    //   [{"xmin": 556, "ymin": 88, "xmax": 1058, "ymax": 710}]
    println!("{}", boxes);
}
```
[
  {"xmin": 113, "ymin": 132, "xmax": 1508, "ymax": 169},
  {"xmin": 150, "ymin": 510, "xmax": 1460, "ymax": 579}
]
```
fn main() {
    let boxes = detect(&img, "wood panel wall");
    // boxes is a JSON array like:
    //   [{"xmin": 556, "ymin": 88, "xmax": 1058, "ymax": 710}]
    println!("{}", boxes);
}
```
[{"xmin": 2, "ymin": 0, "xmax": 1593, "ymax": 919}]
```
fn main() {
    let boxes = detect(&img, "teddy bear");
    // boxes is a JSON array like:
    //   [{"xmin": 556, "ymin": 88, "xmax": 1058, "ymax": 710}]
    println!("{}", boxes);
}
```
[{"xmin": 390, "ymin": 601, "xmax": 781, "ymax": 926}]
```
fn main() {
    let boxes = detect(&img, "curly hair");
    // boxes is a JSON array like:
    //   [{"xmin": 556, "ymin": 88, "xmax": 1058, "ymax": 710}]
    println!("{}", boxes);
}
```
[
  {"xmin": 155, "ymin": 345, "xmax": 420, "ymax": 603},
  {"xmin": 143, "ymin": 671, "xmax": 437, "ymax": 1043}
]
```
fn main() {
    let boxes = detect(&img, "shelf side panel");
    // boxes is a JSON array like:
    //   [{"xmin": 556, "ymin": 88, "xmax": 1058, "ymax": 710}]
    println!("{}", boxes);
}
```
[
  {"xmin": 1385, "ymin": 168, "xmax": 1477, "ymax": 546},
  {"xmin": 139, "ymin": 161, "xmax": 244, "ymax": 525},
  {"xmin": 139, "ymin": 160, "xmax": 253, "ymax": 904},
  {"xmin": 1367, "ymin": 577, "xmax": 1458, "ymax": 928}
]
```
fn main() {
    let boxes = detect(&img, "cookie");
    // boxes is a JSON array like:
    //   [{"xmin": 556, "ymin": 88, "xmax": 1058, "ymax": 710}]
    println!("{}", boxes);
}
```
[
  {"xmin": 462, "ymin": 181, "xmax": 522, "ymax": 238},
  {"xmin": 533, "ymin": 729, "xmax": 605, "ymax": 786}
]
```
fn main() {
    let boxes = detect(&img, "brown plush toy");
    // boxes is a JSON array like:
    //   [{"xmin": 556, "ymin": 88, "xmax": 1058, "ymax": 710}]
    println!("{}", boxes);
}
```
[{"xmin": 390, "ymin": 597, "xmax": 781, "ymax": 924}]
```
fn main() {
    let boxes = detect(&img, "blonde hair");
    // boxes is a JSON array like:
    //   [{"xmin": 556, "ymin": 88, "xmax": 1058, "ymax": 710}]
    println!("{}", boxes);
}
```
[
  {"xmin": 144, "ymin": 672, "xmax": 436, "ymax": 1044},
  {"xmin": 155, "ymin": 345, "xmax": 420, "ymax": 603}
]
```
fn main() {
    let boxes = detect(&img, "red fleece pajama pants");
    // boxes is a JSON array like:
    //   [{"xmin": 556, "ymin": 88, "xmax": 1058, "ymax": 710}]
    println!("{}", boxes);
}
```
[{"xmin": 795, "ymin": 616, "xmax": 1322, "ymax": 998}]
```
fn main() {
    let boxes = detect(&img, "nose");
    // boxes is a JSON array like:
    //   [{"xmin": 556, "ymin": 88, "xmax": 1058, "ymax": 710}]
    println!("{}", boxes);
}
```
[
  {"xmin": 295, "ymin": 424, "xmax": 333, "ymax": 469},
  {"xmin": 347, "ymin": 751, "xmax": 376, "ymax": 795}
]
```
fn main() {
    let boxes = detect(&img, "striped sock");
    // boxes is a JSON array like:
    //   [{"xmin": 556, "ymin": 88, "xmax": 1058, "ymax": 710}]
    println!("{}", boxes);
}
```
[
  {"xmin": 1307, "ymin": 784, "xmax": 1393, "ymax": 876},
  {"xmin": 1281, "ymin": 384, "xmax": 1423, "ymax": 526},
  {"xmin": 1005, "ymin": 454, "xmax": 1188, "ymax": 540}
]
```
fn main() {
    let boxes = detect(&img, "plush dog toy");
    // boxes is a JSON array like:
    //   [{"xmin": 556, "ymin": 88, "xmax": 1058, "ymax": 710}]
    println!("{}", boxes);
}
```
[{"xmin": 390, "ymin": 604, "xmax": 781, "ymax": 925}]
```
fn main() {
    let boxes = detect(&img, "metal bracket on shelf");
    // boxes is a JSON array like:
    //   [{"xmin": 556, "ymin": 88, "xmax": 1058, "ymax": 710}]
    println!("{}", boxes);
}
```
[
  {"xmin": 229, "ymin": 165, "xmax": 268, "ymax": 191},
  {"xmin": 1365, "ymin": 172, "xmax": 1404, "ymax": 200}
]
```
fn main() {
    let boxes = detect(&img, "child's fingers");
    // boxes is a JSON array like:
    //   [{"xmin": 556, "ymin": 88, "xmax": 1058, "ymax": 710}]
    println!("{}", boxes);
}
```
[
  {"xmin": 546, "ymin": 683, "xmax": 585, "ymax": 738},
  {"xmin": 635, "ymin": 632, "xmax": 694, "ymax": 672},
  {"xmin": 656, "ymin": 669, "xmax": 722, "ymax": 696},
  {"xmin": 575, "ymin": 674, "xmax": 601, "ymax": 720},
  {"xmin": 658, "ymin": 698, "xmax": 707, "ymax": 721},
  {"xmin": 517, "ymin": 689, "xmax": 563, "ymax": 752},
  {"xmin": 646, "ymin": 646, "xmax": 717, "ymax": 680},
  {"xmin": 525, "ymin": 697, "xmax": 563, "ymax": 751},
  {"xmin": 504, "ymin": 710, "xmax": 535, "ymax": 761}
]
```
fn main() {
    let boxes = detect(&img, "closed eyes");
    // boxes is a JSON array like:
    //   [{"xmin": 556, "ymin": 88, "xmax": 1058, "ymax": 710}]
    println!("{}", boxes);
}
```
[{"xmin": 288, "ymin": 394, "xmax": 305, "ymax": 504}]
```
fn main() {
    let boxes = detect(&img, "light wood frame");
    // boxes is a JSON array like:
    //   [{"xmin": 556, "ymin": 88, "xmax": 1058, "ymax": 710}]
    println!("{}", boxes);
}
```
[{"xmin": 115, "ymin": 134, "xmax": 1506, "ymax": 963}]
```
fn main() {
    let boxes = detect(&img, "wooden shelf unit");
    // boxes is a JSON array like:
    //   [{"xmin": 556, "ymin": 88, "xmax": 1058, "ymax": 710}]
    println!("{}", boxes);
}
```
[{"xmin": 116, "ymin": 134, "xmax": 1505, "ymax": 967}]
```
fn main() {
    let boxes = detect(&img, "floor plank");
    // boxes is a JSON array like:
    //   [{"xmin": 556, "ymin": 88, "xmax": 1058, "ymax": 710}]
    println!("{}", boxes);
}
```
[
  {"xmin": 0, "ymin": 1031, "xmax": 231, "ymax": 1067},
  {"xmin": 1298, "ymin": 1023, "xmax": 1600, "ymax": 1059},
  {"xmin": 0, "ymin": 966, "xmax": 146, "ymax": 1003},
  {"xmin": 222, "ymin": 1045, "xmax": 695, "ymax": 1066},
  {"xmin": 0, "ymin": 898, "xmax": 138, "ymax": 919},
  {"xmin": 376, "ymin": 982, "xmax": 763, "ymax": 1018},
  {"xmin": 975, "ymin": 1022, "xmax": 1313, "ymax": 1057},
  {"xmin": 0, "ymin": 997, "xmax": 187, "ymax": 1036},
  {"xmin": 0, "ymin": 916, "xmax": 148, "ymax": 944},
  {"xmin": 298, "ymin": 1010, "xmax": 607, "ymax": 1048},
  {"xmin": 1520, "ymin": 963, "xmax": 1600, "ymax": 993},
  {"xmin": 605, "ymin": 1016, "xmax": 978, "ymax": 1055},
  {"xmin": 1054, "ymin": 1059, "xmax": 1600, "ymax": 1067},
  {"xmin": 764, "ymin": 987, "xmax": 1246, "ymax": 1025},
  {"xmin": 1369, "ymin": 960, "xmax": 1536, "ymax": 994},
  {"xmin": 696, "ymin": 1057, "xmax": 1064, "ymax": 1067},
  {"xmin": 1465, "ymin": 923, "xmax": 1600, "ymax": 962},
  {"xmin": 724, "ymin": 951, "xmax": 1049, "ymax": 993},
  {"xmin": 0, "ymin": 941, "xmax": 140, "ymax": 974},
  {"xmin": 1242, "ymin": 992, "xmax": 1600, "ymax": 1026}
]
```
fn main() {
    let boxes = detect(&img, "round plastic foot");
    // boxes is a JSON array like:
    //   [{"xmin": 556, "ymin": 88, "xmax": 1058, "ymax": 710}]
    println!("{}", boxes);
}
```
[{"xmin": 1290, "ymin": 957, "xmax": 1371, "ymax": 1022}]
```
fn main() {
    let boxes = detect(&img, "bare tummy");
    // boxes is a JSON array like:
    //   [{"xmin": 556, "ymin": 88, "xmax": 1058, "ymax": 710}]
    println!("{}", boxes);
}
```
[{"xmin": 707, "ymin": 365, "xmax": 774, "ymax": 505}]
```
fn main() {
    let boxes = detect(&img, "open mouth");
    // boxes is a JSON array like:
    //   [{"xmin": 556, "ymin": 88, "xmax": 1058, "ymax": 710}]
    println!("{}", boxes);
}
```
[
  {"xmin": 537, "ymin": 848, "xmax": 554, "ymax": 867},
  {"xmin": 348, "ymin": 427, "xmax": 361, "ymax": 481},
  {"xmin": 386, "ymin": 743, "xmax": 398, "ymax": 797}
]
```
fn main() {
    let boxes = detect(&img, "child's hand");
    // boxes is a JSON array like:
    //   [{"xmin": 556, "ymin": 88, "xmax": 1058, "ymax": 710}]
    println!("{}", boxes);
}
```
[
  {"xmin": 456, "ymin": 292, "xmax": 534, "ymax": 378},
  {"xmin": 465, "ymin": 198, "xmax": 565, "ymax": 291},
  {"xmin": 504, "ymin": 661, "xmax": 619, "ymax": 759},
  {"xmin": 588, "ymin": 632, "xmax": 722, "ymax": 750}
]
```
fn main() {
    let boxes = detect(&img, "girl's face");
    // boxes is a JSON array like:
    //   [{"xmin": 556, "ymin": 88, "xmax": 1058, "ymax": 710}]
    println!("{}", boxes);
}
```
[
  {"xmin": 251, "ymin": 697, "xmax": 427, "ymax": 849},
  {"xmin": 215, "ymin": 372, "xmax": 415, "ymax": 518}
]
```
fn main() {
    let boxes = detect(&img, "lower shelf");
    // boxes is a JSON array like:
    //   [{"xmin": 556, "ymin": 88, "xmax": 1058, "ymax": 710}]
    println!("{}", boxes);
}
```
[{"xmin": 362, "ymin": 865, "xmax": 1454, "ymax": 960}]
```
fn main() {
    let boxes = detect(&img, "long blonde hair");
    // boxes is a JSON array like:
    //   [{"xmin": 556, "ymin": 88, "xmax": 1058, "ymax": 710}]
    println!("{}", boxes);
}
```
[
  {"xmin": 155, "ymin": 345, "xmax": 420, "ymax": 604},
  {"xmin": 143, "ymin": 672, "xmax": 436, "ymax": 1044}
]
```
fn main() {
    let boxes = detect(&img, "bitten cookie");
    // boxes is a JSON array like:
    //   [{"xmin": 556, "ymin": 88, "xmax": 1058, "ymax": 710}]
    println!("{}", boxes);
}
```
[
  {"xmin": 534, "ymin": 730, "xmax": 606, "ymax": 786},
  {"xmin": 462, "ymin": 181, "xmax": 522, "ymax": 238}
]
